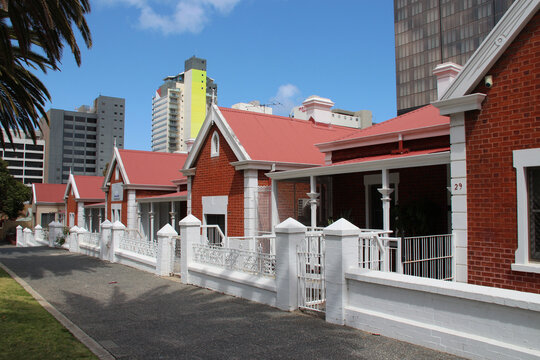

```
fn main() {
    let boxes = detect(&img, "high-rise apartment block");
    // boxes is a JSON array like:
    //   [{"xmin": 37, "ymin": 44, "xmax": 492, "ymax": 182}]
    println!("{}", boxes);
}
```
[
  {"xmin": 394, "ymin": 0, "xmax": 514, "ymax": 114},
  {"xmin": 152, "ymin": 56, "xmax": 217, "ymax": 153},
  {"xmin": 41, "ymin": 95, "xmax": 125, "ymax": 184},
  {"xmin": 1, "ymin": 131, "xmax": 45, "ymax": 185}
]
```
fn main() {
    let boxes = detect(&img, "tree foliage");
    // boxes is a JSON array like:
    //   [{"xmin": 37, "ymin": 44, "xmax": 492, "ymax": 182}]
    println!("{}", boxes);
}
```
[
  {"xmin": 0, "ymin": 0, "xmax": 92, "ymax": 147},
  {"xmin": 0, "ymin": 159, "xmax": 31, "ymax": 219}
]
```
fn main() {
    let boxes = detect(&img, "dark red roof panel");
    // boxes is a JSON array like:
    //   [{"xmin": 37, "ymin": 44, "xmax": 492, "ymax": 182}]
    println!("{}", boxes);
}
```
[
  {"xmin": 33, "ymin": 183, "xmax": 66, "ymax": 204},
  {"xmin": 118, "ymin": 149, "xmax": 188, "ymax": 186},
  {"xmin": 73, "ymin": 175, "xmax": 105, "ymax": 200}
]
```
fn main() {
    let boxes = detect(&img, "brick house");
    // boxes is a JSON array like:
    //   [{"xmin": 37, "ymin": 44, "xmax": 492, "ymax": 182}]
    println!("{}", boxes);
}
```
[
  {"xmin": 267, "ymin": 105, "xmax": 451, "ymax": 237},
  {"xmin": 433, "ymin": 0, "xmax": 540, "ymax": 292},
  {"xmin": 64, "ymin": 174, "xmax": 105, "ymax": 231},
  {"xmin": 102, "ymin": 148, "xmax": 188, "ymax": 239},
  {"xmin": 31, "ymin": 183, "xmax": 66, "ymax": 227},
  {"xmin": 182, "ymin": 101, "xmax": 362, "ymax": 237}
]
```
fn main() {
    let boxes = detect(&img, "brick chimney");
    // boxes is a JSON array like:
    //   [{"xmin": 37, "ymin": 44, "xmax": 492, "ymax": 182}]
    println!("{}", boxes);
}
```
[{"xmin": 433, "ymin": 62, "xmax": 463, "ymax": 100}]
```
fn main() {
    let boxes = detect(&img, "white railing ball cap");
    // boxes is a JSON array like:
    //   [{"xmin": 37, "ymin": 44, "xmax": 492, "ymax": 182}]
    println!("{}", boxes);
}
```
[
  {"xmin": 275, "ymin": 217, "xmax": 306, "ymax": 234},
  {"xmin": 323, "ymin": 218, "xmax": 361, "ymax": 237},
  {"xmin": 157, "ymin": 223, "xmax": 178, "ymax": 237}
]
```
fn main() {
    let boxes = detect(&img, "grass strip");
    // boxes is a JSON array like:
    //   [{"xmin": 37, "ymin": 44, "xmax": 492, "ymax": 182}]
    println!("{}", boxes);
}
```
[{"xmin": 0, "ymin": 266, "xmax": 97, "ymax": 360}]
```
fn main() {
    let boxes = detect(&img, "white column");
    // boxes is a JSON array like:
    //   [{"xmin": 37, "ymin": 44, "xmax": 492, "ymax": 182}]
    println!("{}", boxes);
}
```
[
  {"xmin": 179, "ymin": 214, "xmax": 202, "ymax": 284},
  {"xmin": 324, "ymin": 218, "xmax": 360, "ymax": 325},
  {"xmin": 137, "ymin": 203, "xmax": 142, "ymax": 232},
  {"xmin": 271, "ymin": 179, "xmax": 279, "ymax": 232},
  {"xmin": 100, "ymin": 220, "xmax": 112, "ymax": 261},
  {"xmin": 22, "ymin": 228, "xmax": 32, "ymax": 247},
  {"xmin": 378, "ymin": 169, "xmax": 394, "ymax": 232},
  {"xmin": 156, "ymin": 224, "xmax": 177, "ymax": 276},
  {"xmin": 16, "ymin": 225, "xmax": 23, "ymax": 247},
  {"xmin": 244, "ymin": 169, "xmax": 258, "ymax": 237},
  {"xmin": 449, "ymin": 112, "xmax": 468, "ymax": 282},
  {"xmin": 187, "ymin": 176, "xmax": 192, "ymax": 214},
  {"xmin": 77, "ymin": 202, "xmax": 85, "ymax": 228},
  {"xmin": 48, "ymin": 221, "xmax": 63, "ymax": 247},
  {"xmin": 307, "ymin": 176, "xmax": 319, "ymax": 230},
  {"xmin": 69, "ymin": 226, "xmax": 80, "ymax": 252},
  {"xmin": 149, "ymin": 203, "xmax": 155, "ymax": 242},
  {"xmin": 127, "ymin": 190, "xmax": 137, "ymax": 229},
  {"xmin": 275, "ymin": 217, "xmax": 306, "ymax": 311},
  {"xmin": 170, "ymin": 201, "xmax": 176, "ymax": 227},
  {"xmin": 111, "ymin": 221, "xmax": 126, "ymax": 263},
  {"xmin": 34, "ymin": 225, "xmax": 44, "ymax": 245}
]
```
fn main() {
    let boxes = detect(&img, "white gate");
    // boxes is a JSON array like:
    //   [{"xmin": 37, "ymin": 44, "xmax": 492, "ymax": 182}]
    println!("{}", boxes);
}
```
[{"xmin": 297, "ymin": 232, "xmax": 325, "ymax": 313}]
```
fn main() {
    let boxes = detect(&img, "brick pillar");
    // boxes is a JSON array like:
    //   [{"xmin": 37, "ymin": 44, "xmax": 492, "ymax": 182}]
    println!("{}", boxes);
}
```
[
  {"xmin": 100, "ymin": 220, "xmax": 112, "ymax": 261},
  {"xmin": 69, "ymin": 226, "xmax": 80, "ymax": 252},
  {"xmin": 48, "ymin": 221, "xmax": 64, "ymax": 247},
  {"xmin": 275, "ymin": 217, "xmax": 306, "ymax": 311},
  {"xmin": 156, "ymin": 224, "xmax": 177, "ymax": 276},
  {"xmin": 179, "ymin": 214, "xmax": 201, "ymax": 285},
  {"xmin": 127, "ymin": 190, "xmax": 137, "ymax": 229},
  {"xmin": 111, "ymin": 221, "xmax": 126, "ymax": 263},
  {"xmin": 324, "ymin": 218, "xmax": 360, "ymax": 325},
  {"xmin": 16, "ymin": 225, "xmax": 23, "ymax": 247}
]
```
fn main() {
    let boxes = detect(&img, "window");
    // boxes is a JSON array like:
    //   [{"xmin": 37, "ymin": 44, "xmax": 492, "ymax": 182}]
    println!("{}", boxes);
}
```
[
  {"xmin": 211, "ymin": 131, "xmax": 219, "ymax": 157},
  {"xmin": 513, "ymin": 148, "xmax": 540, "ymax": 273}
]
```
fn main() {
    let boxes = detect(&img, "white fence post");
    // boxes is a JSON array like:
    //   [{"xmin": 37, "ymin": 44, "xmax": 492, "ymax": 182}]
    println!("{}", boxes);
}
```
[
  {"xmin": 69, "ymin": 226, "xmax": 80, "ymax": 252},
  {"xmin": 100, "ymin": 220, "xmax": 112, "ymax": 261},
  {"xmin": 179, "ymin": 214, "xmax": 201, "ymax": 285},
  {"xmin": 275, "ymin": 217, "xmax": 306, "ymax": 311},
  {"xmin": 324, "ymin": 218, "xmax": 360, "ymax": 325},
  {"xmin": 22, "ymin": 228, "xmax": 32, "ymax": 247},
  {"xmin": 48, "ymin": 221, "xmax": 63, "ymax": 247},
  {"xmin": 16, "ymin": 225, "xmax": 23, "ymax": 247},
  {"xmin": 34, "ymin": 225, "xmax": 44, "ymax": 245},
  {"xmin": 156, "ymin": 224, "xmax": 177, "ymax": 276},
  {"xmin": 111, "ymin": 221, "xmax": 126, "ymax": 263}
]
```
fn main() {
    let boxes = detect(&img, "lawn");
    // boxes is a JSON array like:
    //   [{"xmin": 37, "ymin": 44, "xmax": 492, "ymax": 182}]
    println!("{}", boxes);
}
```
[{"xmin": 0, "ymin": 266, "xmax": 97, "ymax": 360}]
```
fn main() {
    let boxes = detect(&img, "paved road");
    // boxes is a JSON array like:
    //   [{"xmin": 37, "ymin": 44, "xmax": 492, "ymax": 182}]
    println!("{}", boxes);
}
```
[{"xmin": 0, "ymin": 245, "xmax": 463, "ymax": 360}]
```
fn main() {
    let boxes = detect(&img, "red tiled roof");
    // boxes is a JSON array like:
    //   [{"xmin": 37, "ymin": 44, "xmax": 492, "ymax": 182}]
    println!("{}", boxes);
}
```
[
  {"xmin": 327, "ymin": 147, "xmax": 450, "ymax": 166},
  {"xmin": 219, "ymin": 107, "xmax": 361, "ymax": 165},
  {"xmin": 330, "ymin": 105, "xmax": 449, "ymax": 143},
  {"xmin": 72, "ymin": 175, "xmax": 105, "ymax": 200},
  {"xmin": 33, "ymin": 183, "xmax": 66, "ymax": 204},
  {"xmin": 118, "ymin": 149, "xmax": 187, "ymax": 186}
]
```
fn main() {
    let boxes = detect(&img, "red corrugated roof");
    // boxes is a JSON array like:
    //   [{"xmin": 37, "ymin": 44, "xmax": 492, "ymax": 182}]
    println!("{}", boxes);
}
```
[
  {"xmin": 118, "ymin": 149, "xmax": 187, "ymax": 186},
  {"xmin": 219, "ymin": 107, "xmax": 361, "ymax": 165},
  {"xmin": 73, "ymin": 175, "xmax": 105, "ymax": 200},
  {"xmin": 33, "ymin": 183, "xmax": 66, "ymax": 204},
  {"xmin": 331, "ymin": 105, "xmax": 449, "ymax": 143}
]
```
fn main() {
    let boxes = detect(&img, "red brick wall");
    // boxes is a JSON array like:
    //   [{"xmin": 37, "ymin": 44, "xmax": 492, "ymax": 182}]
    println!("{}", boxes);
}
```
[
  {"xmin": 66, "ymin": 191, "xmax": 77, "ymax": 226},
  {"xmin": 276, "ymin": 181, "xmax": 310, "ymax": 224},
  {"xmin": 465, "ymin": 12, "xmax": 540, "ymax": 293},
  {"xmin": 106, "ymin": 162, "xmax": 128, "ymax": 225},
  {"xmin": 191, "ymin": 125, "xmax": 244, "ymax": 236},
  {"xmin": 332, "ymin": 136, "xmax": 449, "ymax": 163}
]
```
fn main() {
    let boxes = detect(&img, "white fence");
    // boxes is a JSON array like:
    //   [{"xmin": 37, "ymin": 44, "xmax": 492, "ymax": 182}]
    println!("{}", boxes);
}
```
[
  {"xmin": 402, "ymin": 234, "xmax": 453, "ymax": 280},
  {"xmin": 15, "ymin": 217, "xmax": 540, "ymax": 360}
]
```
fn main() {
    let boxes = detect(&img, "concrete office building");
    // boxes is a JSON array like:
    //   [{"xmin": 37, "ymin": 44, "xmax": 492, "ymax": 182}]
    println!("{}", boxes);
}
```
[
  {"xmin": 152, "ymin": 56, "xmax": 218, "ymax": 153},
  {"xmin": 41, "ymin": 95, "xmax": 125, "ymax": 184},
  {"xmin": 1, "ymin": 131, "xmax": 45, "ymax": 185},
  {"xmin": 394, "ymin": 0, "xmax": 514, "ymax": 114}
]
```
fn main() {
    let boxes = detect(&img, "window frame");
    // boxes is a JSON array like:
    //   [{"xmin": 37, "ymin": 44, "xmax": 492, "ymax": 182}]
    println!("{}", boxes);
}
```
[
  {"xmin": 210, "ymin": 131, "xmax": 219, "ymax": 158},
  {"xmin": 512, "ymin": 148, "xmax": 540, "ymax": 274}
]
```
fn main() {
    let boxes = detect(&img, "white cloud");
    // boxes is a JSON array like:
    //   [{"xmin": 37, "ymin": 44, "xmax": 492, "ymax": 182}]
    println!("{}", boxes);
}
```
[
  {"xmin": 270, "ymin": 84, "xmax": 301, "ymax": 116},
  {"xmin": 102, "ymin": 0, "xmax": 242, "ymax": 35}
]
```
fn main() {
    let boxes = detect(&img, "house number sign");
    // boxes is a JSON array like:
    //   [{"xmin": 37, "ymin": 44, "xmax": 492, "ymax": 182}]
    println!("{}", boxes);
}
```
[{"xmin": 452, "ymin": 180, "xmax": 466, "ymax": 194}]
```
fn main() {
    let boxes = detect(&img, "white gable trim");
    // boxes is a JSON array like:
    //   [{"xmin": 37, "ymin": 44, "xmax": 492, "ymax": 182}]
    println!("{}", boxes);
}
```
[
  {"xmin": 442, "ymin": 0, "xmax": 540, "ymax": 99},
  {"xmin": 183, "ymin": 105, "xmax": 251, "ymax": 170},
  {"xmin": 102, "ymin": 147, "xmax": 130, "ymax": 189},
  {"xmin": 64, "ymin": 173, "xmax": 80, "ymax": 200}
]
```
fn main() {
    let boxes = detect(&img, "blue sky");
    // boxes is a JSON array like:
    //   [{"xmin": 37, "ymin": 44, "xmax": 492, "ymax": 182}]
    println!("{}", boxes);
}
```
[{"xmin": 38, "ymin": 1, "xmax": 397, "ymax": 151}]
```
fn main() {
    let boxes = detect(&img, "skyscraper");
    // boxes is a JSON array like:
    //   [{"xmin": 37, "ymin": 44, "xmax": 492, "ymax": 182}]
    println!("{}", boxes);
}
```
[
  {"xmin": 394, "ymin": 0, "xmax": 514, "ymax": 115},
  {"xmin": 152, "ymin": 56, "xmax": 217, "ymax": 153},
  {"xmin": 41, "ymin": 95, "xmax": 125, "ymax": 183}
]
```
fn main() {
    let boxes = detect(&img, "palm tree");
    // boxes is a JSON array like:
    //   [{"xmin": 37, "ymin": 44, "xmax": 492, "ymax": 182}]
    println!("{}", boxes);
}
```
[{"xmin": 0, "ymin": 0, "xmax": 92, "ymax": 147}]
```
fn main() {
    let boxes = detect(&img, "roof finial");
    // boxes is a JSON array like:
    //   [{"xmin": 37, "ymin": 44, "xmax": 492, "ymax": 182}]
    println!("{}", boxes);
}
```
[
  {"xmin": 211, "ymin": 88, "xmax": 216, "ymax": 106},
  {"xmin": 113, "ymin": 137, "xmax": 117, "ymax": 148}
]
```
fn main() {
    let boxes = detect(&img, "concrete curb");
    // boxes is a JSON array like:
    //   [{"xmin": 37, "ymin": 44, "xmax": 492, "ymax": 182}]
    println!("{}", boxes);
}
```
[{"xmin": 0, "ymin": 261, "xmax": 114, "ymax": 360}]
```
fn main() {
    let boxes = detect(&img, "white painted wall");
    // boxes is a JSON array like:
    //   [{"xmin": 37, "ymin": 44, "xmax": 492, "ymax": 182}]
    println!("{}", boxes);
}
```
[{"xmin": 344, "ymin": 270, "xmax": 540, "ymax": 360}]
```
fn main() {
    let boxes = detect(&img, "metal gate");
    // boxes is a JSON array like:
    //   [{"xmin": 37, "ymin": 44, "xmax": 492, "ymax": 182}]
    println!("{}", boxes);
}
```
[{"xmin": 297, "ymin": 232, "xmax": 325, "ymax": 313}]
